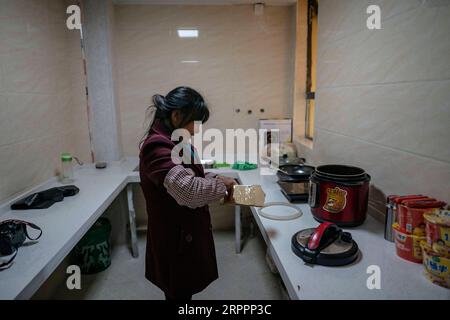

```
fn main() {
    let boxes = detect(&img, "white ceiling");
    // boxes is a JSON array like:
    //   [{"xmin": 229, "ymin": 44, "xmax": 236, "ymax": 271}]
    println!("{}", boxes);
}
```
[{"xmin": 113, "ymin": 0, "xmax": 296, "ymax": 6}]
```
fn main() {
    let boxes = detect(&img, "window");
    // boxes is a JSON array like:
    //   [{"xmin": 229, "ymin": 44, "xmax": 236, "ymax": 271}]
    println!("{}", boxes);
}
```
[{"xmin": 305, "ymin": 0, "xmax": 318, "ymax": 140}]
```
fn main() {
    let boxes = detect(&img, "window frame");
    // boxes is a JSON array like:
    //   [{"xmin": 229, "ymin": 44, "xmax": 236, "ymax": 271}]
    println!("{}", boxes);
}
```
[{"xmin": 305, "ymin": 0, "xmax": 318, "ymax": 140}]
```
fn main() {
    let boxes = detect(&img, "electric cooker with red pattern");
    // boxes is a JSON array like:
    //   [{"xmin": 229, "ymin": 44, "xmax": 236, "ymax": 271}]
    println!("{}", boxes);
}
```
[{"xmin": 309, "ymin": 165, "xmax": 371, "ymax": 227}]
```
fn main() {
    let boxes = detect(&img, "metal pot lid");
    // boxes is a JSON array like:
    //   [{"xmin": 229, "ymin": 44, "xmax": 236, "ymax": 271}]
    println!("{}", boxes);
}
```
[{"xmin": 278, "ymin": 164, "xmax": 315, "ymax": 178}]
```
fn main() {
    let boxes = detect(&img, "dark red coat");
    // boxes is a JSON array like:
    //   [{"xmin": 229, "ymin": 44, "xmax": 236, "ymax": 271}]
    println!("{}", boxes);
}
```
[{"xmin": 139, "ymin": 119, "xmax": 218, "ymax": 296}]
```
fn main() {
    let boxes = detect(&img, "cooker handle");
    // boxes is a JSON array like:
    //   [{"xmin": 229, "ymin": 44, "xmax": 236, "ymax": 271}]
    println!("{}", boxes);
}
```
[
  {"xmin": 307, "ymin": 222, "xmax": 340, "ymax": 250},
  {"xmin": 308, "ymin": 180, "xmax": 320, "ymax": 208}
]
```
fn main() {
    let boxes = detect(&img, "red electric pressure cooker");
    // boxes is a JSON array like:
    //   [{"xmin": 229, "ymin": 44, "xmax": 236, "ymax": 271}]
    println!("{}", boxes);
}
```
[{"xmin": 309, "ymin": 165, "xmax": 370, "ymax": 227}]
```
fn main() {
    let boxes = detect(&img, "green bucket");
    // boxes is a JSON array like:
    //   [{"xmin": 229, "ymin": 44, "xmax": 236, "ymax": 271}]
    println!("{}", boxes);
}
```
[{"xmin": 72, "ymin": 217, "xmax": 112, "ymax": 274}]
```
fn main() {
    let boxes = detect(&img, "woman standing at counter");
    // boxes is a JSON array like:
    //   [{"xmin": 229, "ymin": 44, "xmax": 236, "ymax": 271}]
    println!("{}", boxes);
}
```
[{"xmin": 139, "ymin": 86, "xmax": 236, "ymax": 300}]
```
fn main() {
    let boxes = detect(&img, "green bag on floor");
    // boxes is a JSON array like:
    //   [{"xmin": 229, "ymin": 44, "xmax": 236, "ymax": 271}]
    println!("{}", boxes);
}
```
[{"xmin": 72, "ymin": 217, "xmax": 112, "ymax": 274}]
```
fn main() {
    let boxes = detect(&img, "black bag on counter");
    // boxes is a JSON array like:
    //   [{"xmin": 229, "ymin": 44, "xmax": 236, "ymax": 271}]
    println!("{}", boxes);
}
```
[
  {"xmin": 0, "ymin": 220, "xmax": 42, "ymax": 270},
  {"xmin": 10, "ymin": 185, "xmax": 79, "ymax": 210}
]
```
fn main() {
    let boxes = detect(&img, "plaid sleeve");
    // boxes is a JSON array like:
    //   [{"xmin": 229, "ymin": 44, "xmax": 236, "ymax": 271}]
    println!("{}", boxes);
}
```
[
  {"xmin": 205, "ymin": 172, "xmax": 218, "ymax": 179},
  {"xmin": 163, "ymin": 165, "xmax": 227, "ymax": 209}
]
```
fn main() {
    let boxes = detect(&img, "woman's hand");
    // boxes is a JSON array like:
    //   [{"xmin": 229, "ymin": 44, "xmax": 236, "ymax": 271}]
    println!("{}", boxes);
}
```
[
  {"xmin": 217, "ymin": 176, "xmax": 238, "ymax": 204},
  {"xmin": 217, "ymin": 176, "xmax": 238, "ymax": 191}
]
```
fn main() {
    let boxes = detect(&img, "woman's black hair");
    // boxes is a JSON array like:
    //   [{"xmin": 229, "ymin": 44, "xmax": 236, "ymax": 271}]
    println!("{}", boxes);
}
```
[
  {"xmin": 140, "ymin": 87, "xmax": 209, "ymax": 148},
  {"xmin": 154, "ymin": 86, "xmax": 209, "ymax": 128}
]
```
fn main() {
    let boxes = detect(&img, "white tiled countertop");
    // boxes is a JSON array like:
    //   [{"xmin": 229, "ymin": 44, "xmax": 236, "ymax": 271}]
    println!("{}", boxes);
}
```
[{"xmin": 0, "ymin": 157, "xmax": 448, "ymax": 300}]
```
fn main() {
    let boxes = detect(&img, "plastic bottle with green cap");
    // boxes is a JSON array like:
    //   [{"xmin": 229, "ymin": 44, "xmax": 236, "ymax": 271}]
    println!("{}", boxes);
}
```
[{"xmin": 61, "ymin": 153, "xmax": 74, "ymax": 183}]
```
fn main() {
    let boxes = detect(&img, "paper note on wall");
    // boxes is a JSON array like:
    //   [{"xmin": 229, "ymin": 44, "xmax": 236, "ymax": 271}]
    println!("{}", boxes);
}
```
[{"xmin": 258, "ymin": 119, "xmax": 292, "ymax": 144}]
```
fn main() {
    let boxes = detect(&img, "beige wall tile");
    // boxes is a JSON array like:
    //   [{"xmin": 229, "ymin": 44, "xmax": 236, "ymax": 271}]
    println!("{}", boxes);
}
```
[
  {"xmin": 1, "ymin": 50, "xmax": 54, "ymax": 94},
  {"xmin": 316, "ymin": 81, "xmax": 450, "ymax": 162},
  {"xmin": 317, "ymin": 0, "xmax": 422, "ymax": 44},
  {"xmin": 0, "ymin": 134, "xmax": 63, "ymax": 202},
  {"xmin": 317, "ymin": 2, "xmax": 450, "ymax": 88},
  {"xmin": 311, "ymin": 0, "xmax": 450, "ymax": 204},
  {"xmin": 115, "ymin": 4, "xmax": 296, "ymax": 157},
  {"xmin": 0, "ymin": 93, "xmax": 61, "ymax": 147},
  {"xmin": 47, "ymin": 0, "xmax": 69, "ymax": 25},
  {"xmin": 115, "ymin": 5, "xmax": 235, "ymax": 32},
  {"xmin": 0, "ymin": 0, "xmax": 48, "ymax": 20},
  {"xmin": 0, "ymin": 1, "xmax": 91, "ymax": 202}
]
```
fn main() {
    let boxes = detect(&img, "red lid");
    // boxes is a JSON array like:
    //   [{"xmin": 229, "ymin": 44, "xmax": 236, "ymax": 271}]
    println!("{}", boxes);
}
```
[
  {"xmin": 392, "ymin": 195, "xmax": 424, "ymax": 203},
  {"xmin": 403, "ymin": 200, "xmax": 446, "ymax": 208},
  {"xmin": 396, "ymin": 196, "xmax": 430, "ymax": 205},
  {"xmin": 387, "ymin": 195, "xmax": 399, "ymax": 201}
]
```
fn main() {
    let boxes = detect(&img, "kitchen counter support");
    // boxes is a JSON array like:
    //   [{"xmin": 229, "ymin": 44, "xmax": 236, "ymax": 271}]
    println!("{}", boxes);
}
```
[
  {"xmin": 127, "ymin": 184, "xmax": 139, "ymax": 258},
  {"xmin": 235, "ymin": 205, "xmax": 241, "ymax": 253}
]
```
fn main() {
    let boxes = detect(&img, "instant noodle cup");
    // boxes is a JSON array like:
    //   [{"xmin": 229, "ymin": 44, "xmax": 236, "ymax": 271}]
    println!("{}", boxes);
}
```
[
  {"xmin": 423, "ymin": 270, "xmax": 450, "ymax": 289},
  {"xmin": 388, "ymin": 194, "xmax": 428, "ymax": 222},
  {"xmin": 397, "ymin": 199, "xmax": 444, "ymax": 235},
  {"xmin": 392, "ymin": 196, "xmax": 428, "ymax": 224},
  {"xmin": 421, "ymin": 241, "xmax": 450, "ymax": 289},
  {"xmin": 393, "ymin": 223, "xmax": 425, "ymax": 263},
  {"xmin": 397, "ymin": 205, "xmax": 429, "ymax": 235},
  {"xmin": 424, "ymin": 209, "xmax": 450, "ymax": 258}
]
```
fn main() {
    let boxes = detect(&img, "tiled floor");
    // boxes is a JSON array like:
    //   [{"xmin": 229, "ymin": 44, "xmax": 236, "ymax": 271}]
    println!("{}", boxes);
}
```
[{"xmin": 48, "ymin": 230, "xmax": 286, "ymax": 300}]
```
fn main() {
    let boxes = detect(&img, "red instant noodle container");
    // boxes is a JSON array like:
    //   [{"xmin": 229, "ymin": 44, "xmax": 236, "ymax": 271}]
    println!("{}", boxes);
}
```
[
  {"xmin": 393, "ymin": 223, "xmax": 425, "ymax": 263},
  {"xmin": 392, "ymin": 195, "xmax": 428, "ymax": 225},
  {"xmin": 397, "ymin": 205, "xmax": 432, "ymax": 235},
  {"xmin": 397, "ymin": 199, "xmax": 445, "ymax": 235}
]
